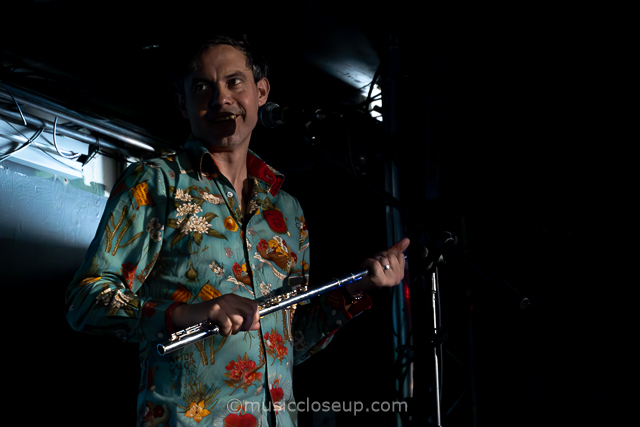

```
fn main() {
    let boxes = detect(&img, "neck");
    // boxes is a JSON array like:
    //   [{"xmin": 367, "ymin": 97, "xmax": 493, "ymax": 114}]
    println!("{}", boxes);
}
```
[
  {"xmin": 209, "ymin": 148, "xmax": 254, "ymax": 219},
  {"xmin": 209, "ymin": 149, "xmax": 248, "ymax": 193}
]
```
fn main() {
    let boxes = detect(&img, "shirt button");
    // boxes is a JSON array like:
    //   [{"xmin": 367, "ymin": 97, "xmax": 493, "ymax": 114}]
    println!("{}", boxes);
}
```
[
  {"xmin": 157, "ymin": 333, "xmax": 164, "ymax": 339},
  {"xmin": 227, "ymin": 192, "xmax": 234, "ymax": 198}
]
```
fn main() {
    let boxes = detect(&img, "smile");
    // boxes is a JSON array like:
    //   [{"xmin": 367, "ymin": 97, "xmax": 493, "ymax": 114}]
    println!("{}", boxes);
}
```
[{"xmin": 214, "ymin": 114, "xmax": 238, "ymax": 123}]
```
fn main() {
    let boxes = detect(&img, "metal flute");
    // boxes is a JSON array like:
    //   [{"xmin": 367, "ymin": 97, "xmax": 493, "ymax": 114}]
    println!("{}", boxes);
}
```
[{"xmin": 157, "ymin": 266, "xmax": 369, "ymax": 355}]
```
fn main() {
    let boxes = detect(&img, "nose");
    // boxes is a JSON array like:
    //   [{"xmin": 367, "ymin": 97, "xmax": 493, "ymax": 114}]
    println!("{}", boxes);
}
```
[{"xmin": 209, "ymin": 83, "xmax": 233, "ymax": 108}]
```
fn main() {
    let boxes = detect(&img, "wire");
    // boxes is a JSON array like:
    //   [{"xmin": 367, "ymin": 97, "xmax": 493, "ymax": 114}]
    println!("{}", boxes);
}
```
[
  {"xmin": 52, "ymin": 116, "xmax": 81, "ymax": 159},
  {"xmin": 1, "ymin": 98, "xmax": 80, "ymax": 161},
  {"xmin": 0, "ymin": 111, "xmax": 28, "ymax": 140},
  {"xmin": 7, "ymin": 91, "xmax": 27, "ymax": 126},
  {"xmin": 0, "ymin": 127, "xmax": 44, "ymax": 162}
]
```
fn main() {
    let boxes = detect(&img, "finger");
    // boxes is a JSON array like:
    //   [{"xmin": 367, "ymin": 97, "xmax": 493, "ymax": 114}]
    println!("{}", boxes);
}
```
[
  {"xmin": 240, "ymin": 303, "xmax": 259, "ymax": 332},
  {"xmin": 230, "ymin": 314, "xmax": 246, "ymax": 335},
  {"xmin": 251, "ymin": 306, "xmax": 261, "ymax": 330},
  {"xmin": 361, "ymin": 256, "xmax": 380, "ymax": 271},
  {"xmin": 387, "ymin": 247, "xmax": 407, "ymax": 271},
  {"xmin": 216, "ymin": 317, "xmax": 233, "ymax": 337},
  {"xmin": 379, "ymin": 252, "xmax": 402, "ymax": 272},
  {"xmin": 366, "ymin": 254, "xmax": 396, "ymax": 277},
  {"xmin": 395, "ymin": 237, "xmax": 411, "ymax": 252},
  {"xmin": 382, "ymin": 259, "xmax": 394, "ymax": 273},
  {"xmin": 208, "ymin": 295, "xmax": 251, "ymax": 336},
  {"xmin": 376, "ymin": 256, "xmax": 391, "ymax": 271},
  {"xmin": 388, "ymin": 238, "xmax": 410, "ymax": 256}
]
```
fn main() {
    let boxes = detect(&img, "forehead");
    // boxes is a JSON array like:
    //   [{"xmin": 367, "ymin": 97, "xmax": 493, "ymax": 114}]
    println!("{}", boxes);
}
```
[{"xmin": 190, "ymin": 44, "xmax": 251, "ymax": 77}]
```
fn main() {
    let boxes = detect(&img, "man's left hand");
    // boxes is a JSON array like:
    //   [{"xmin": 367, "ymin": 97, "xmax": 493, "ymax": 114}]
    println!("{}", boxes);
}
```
[{"xmin": 348, "ymin": 238, "xmax": 410, "ymax": 295}]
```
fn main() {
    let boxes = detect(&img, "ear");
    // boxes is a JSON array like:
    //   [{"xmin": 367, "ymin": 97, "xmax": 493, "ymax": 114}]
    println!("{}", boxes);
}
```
[
  {"xmin": 256, "ymin": 78, "xmax": 270, "ymax": 107},
  {"xmin": 175, "ymin": 92, "xmax": 189, "ymax": 119}
]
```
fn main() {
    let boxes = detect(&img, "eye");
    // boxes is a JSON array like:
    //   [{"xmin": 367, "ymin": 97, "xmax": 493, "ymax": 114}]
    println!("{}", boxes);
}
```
[
  {"xmin": 228, "ymin": 78, "xmax": 243, "ymax": 86},
  {"xmin": 193, "ymin": 82, "xmax": 209, "ymax": 92}
]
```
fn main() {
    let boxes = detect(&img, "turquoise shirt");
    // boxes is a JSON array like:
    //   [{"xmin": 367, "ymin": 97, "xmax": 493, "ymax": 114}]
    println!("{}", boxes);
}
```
[{"xmin": 66, "ymin": 136, "xmax": 371, "ymax": 426}]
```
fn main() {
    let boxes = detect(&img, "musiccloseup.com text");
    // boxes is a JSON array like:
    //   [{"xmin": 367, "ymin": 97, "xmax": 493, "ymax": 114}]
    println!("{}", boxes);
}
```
[{"xmin": 228, "ymin": 398, "xmax": 408, "ymax": 415}]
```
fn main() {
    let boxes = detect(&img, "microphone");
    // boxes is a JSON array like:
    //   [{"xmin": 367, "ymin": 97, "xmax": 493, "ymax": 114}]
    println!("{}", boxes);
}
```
[{"xmin": 258, "ymin": 102, "xmax": 327, "ymax": 128}]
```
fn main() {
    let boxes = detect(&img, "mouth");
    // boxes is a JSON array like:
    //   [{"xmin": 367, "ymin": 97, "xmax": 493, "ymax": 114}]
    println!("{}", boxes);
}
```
[{"xmin": 213, "ymin": 113, "xmax": 240, "ymax": 123}]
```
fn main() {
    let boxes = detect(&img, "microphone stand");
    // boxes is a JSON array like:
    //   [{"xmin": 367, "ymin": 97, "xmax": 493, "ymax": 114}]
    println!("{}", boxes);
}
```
[{"xmin": 430, "ymin": 262, "xmax": 444, "ymax": 427}]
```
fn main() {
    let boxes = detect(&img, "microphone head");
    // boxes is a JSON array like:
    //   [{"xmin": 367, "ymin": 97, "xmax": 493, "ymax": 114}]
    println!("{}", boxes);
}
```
[{"xmin": 258, "ymin": 102, "xmax": 281, "ymax": 128}]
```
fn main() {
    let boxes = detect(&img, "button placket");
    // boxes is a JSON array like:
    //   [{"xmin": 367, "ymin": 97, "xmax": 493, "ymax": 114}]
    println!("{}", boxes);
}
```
[{"xmin": 212, "ymin": 179, "xmax": 238, "ymax": 221}]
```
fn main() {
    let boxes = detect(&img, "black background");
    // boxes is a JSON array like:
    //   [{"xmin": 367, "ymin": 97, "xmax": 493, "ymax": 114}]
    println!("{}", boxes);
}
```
[{"xmin": 1, "ymin": 1, "xmax": 633, "ymax": 426}]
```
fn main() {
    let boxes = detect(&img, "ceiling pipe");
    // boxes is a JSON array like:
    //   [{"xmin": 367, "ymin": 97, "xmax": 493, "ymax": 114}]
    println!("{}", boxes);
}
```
[
  {"xmin": 0, "ymin": 105, "xmax": 124, "ymax": 153},
  {"xmin": 0, "ymin": 82, "xmax": 176, "ymax": 156}
]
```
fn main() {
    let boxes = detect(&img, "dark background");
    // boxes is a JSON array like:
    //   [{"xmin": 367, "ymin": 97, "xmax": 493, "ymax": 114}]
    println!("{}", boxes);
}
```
[{"xmin": 1, "ymin": 1, "xmax": 633, "ymax": 426}]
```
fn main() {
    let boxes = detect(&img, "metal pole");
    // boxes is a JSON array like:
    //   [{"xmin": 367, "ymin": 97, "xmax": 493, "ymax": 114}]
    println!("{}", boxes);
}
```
[{"xmin": 381, "ymin": 33, "xmax": 413, "ymax": 426}]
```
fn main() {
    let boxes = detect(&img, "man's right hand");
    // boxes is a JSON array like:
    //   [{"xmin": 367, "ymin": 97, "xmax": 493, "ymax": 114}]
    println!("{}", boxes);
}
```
[{"xmin": 171, "ymin": 294, "xmax": 260, "ymax": 336}]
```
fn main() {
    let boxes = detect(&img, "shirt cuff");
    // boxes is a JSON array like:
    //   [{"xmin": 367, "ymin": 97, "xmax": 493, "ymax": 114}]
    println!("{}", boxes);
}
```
[
  {"xmin": 165, "ymin": 301, "xmax": 183, "ymax": 334},
  {"xmin": 140, "ymin": 299, "xmax": 182, "ymax": 341}
]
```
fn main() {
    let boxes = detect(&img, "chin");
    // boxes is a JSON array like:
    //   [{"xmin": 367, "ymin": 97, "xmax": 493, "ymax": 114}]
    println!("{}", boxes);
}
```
[{"xmin": 192, "ymin": 121, "xmax": 252, "ymax": 151}]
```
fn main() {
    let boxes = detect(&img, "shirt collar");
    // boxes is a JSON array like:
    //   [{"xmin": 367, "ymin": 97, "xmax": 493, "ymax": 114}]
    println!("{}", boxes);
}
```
[{"xmin": 182, "ymin": 135, "xmax": 285, "ymax": 197}]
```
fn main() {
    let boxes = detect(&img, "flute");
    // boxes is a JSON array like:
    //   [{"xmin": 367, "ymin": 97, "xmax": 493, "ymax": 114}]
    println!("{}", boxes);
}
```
[{"xmin": 157, "ymin": 266, "xmax": 369, "ymax": 355}]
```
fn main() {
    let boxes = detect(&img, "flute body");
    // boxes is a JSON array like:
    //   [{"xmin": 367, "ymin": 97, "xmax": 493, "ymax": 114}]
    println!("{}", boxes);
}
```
[{"xmin": 157, "ymin": 266, "xmax": 369, "ymax": 355}]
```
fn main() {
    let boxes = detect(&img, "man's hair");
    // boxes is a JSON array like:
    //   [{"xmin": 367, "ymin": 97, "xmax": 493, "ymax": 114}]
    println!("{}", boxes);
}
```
[{"xmin": 170, "ymin": 31, "xmax": 269, "ymax": 93}]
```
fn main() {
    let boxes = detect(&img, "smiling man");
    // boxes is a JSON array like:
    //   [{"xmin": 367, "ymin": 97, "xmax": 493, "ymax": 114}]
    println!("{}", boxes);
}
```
[
  {"xmin": 177, "ymin": 43, "xmax": 268, "ymax": 151},
  {"xmin": 175, "ymin": 42, "xmax": 270, "ymax": 230},
  {"xmin": 66, "ymin": 32, "xmax": 409, "ymax": 426}
]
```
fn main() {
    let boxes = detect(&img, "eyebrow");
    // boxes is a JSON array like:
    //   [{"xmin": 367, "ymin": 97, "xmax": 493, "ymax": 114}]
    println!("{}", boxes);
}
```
[
  {"xmin": 225, "ymin": 71, "xmax": 249, "ymax": 80},
  {"xmin": 189, "ymin": 70, "xmax": 249, "ymax": 83}
]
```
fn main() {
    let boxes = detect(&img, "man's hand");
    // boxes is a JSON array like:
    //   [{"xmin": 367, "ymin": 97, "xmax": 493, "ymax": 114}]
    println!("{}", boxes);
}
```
[
  {"xmin": 346, "ymin": 238, "xmax": 410, "ymax": 296},
  {"xmin": 171, "ymin": 294, "xmax": 260, "ymax": 337}
]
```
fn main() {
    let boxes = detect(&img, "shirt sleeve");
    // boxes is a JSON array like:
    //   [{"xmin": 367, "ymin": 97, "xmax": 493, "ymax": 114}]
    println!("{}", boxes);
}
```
[
  {"xmin": 65, "ymin": 160, "xmax": 176, "ymax": 343},
  {"xmin": 292, "ymin": 288, "xmax": 372, "ymax": 365},
  {"xmin": 289, "ymin": 205, "xmax": 372, "ymax": 365}
]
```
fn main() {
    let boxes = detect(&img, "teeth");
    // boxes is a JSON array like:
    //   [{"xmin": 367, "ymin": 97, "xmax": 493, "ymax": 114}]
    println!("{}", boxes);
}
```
[{"xmin": 215, "ymin": 114, "xmax": 237, "ymax": 122}]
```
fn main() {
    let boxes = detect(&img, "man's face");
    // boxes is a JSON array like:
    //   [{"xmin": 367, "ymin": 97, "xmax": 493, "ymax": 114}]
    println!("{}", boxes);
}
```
[{"xmin": 177, "ymin": 44, "xmax": 269, "ymax": 152}]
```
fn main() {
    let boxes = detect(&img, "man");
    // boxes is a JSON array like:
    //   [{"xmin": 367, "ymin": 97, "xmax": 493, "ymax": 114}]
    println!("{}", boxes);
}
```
[{"xmin": 66, "ymin": 33, "xmax": 409, "ymax": 426}]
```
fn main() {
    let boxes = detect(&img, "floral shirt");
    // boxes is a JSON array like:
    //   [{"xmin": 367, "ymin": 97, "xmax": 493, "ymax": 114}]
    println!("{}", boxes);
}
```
[{"xmin": 65, "ymin": 135, "xmax": 371, "ymax": 427}]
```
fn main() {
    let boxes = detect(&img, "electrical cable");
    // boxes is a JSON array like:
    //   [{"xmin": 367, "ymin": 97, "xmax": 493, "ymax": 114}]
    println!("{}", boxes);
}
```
[
  {"xmin": 7, "ymin": 91, "xmax": 27, "ymax": 126},
  {"xmin": 0, "ymin": 127, "xmax": 44, "ymax": 162},
  {"xmin": 51, "ymin": 116, "xmax": 81, "ymax": 159}
]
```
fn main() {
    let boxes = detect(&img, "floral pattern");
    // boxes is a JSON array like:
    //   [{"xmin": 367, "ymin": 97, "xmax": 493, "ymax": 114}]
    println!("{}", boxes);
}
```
[
  {"xmin": 184, "ymin": 401, "xmax": 211, "ymax": 423},
  {"xmin": 143, "ymin": 401, "xmax": 170, "ymax": 426},
  {"xmin": 223, "ymin": 353, "xmax": 264, "ymax": 394},
  {"xmin": 232, "ymin": 262, "xmax": 252, "ymax": 286},
  {"xmin": 66, "ymin": 136, "xmax": 367, "ymax": 427},
  {"xmin": 178, "ymin": 381, "xmax": 221, "ymax": 424},
  {"xmin": 256, "ymin": 236, "xmax": 297, "ymax": 273},
  {"xmin": 264, "ymin": 329, "xmax": 288, "ymax": 365}
]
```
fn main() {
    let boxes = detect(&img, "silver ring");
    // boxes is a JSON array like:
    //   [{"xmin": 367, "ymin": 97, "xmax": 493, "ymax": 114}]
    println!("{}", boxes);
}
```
[{"xmin": 383, "ymin": 264, "xmax": 391, "ymax": 271}]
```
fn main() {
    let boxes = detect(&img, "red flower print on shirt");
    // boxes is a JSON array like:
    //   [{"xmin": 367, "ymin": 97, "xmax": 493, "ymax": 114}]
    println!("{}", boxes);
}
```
[
  {"xmin": 256, "ymin": 238, "xmax": 296, "ymax": 272},
  {"xmin": 223, "ymin": 353, "xmax": 263, "ymax": 394},
  {"xmin": 232, "ymin": 262, "xmax": 252, "ymax": 286},
  {"xmin": 120, "ymin": 262, "xmax": 138, "ymax": 289},
  {"xmin": 264, "ymin": 329, "xmax": 288, "ymax": 365}
]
